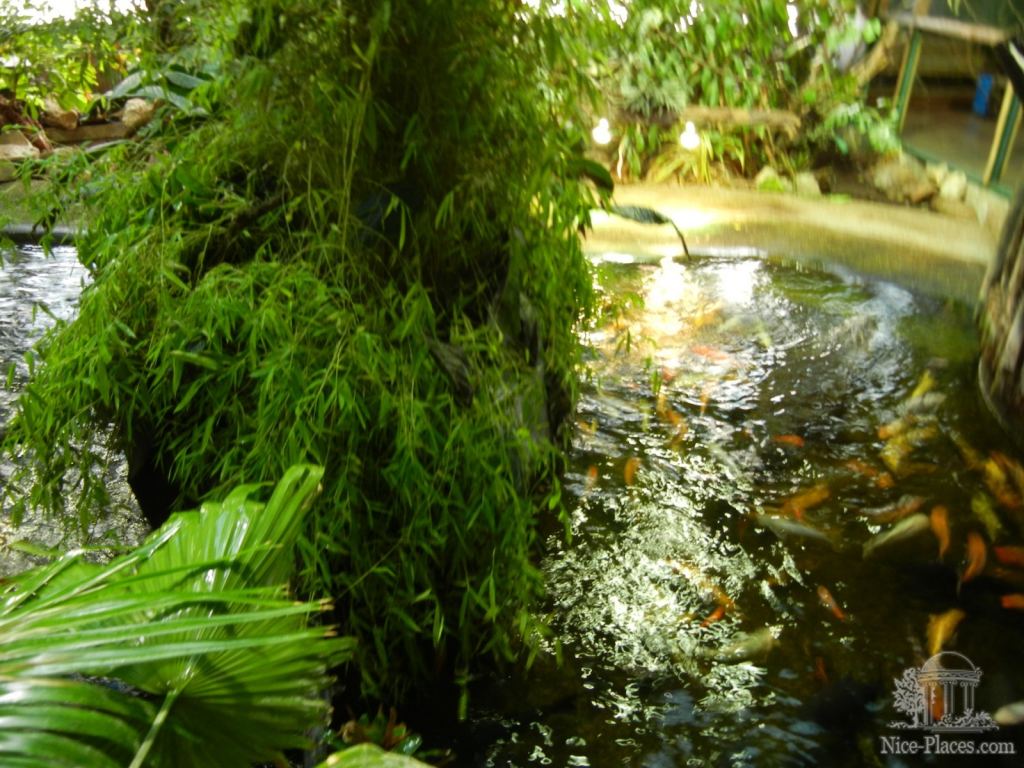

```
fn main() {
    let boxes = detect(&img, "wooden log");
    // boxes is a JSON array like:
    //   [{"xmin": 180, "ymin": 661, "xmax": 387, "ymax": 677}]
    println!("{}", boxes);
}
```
[
  {"xmin": 888, "ymin": 12, "xmax": 1010, "ymax": 47},
  {"xmin": 44, "ymin": 122, "xmax": 131, "ymax": 144},
  {"xmin": 624, "ymin": 106, "xmax": 801, "ymax": 138},
  {"xmin": 852, "ymin": 20, "xmax": 903, "ymax": 87}
]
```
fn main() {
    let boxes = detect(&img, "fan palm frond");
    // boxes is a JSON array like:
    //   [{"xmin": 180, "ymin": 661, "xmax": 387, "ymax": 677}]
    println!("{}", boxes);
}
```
[{"xmin": 0, "ymin": 464, "xmax": 354, "ymax": 767}]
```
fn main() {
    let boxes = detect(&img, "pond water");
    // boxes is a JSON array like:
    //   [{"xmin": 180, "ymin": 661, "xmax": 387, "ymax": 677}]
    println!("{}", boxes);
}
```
[
  {"xmin": 5, "ymin": 243, "xmax": 1024, "ymax": 766},
  {"xmin": 461, "ymin": 252, "xmax": 1024, "ymax": 766},
  {"xmin": 0, "ymin": 244, "xmax": 143, "ymax": 575}
]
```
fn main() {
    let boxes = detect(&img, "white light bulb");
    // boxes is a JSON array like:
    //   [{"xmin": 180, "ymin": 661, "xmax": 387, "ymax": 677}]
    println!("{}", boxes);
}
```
[{"xmin": 679, "ymin": 121, "xmax": 700, "ymax": 151}]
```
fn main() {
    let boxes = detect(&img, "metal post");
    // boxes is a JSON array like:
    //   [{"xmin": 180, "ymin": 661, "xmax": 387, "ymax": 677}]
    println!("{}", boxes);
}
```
[
  {"xmin": 895, "ymin": 29, "xmax": 924, "ymax": 133},
  {"xmin": 983, "ymin": 85, "xmax": 1022, "ymax": 185}
]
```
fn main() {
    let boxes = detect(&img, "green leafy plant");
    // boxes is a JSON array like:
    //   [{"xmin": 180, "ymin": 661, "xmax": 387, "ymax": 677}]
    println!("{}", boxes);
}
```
[
  {"xmin": 0, "ymin": 464, "xmax": 353, "ymax": 767},
  {"xmin": 4, "ymin": 0, "xmax": 603, "ymax": 706}
]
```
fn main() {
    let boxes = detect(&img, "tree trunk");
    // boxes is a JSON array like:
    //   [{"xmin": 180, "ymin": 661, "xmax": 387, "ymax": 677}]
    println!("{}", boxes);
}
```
[{"xmin": 979, "ymin": 188, "xmax": 1024, "ymax": 438}]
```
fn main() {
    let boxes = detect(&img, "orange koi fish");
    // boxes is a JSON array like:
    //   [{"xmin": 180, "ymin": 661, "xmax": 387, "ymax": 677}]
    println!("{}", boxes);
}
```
[
  {"xmin": 773, "ymin": 434, "xmax": 805, "ymax": 449},
  {"xmin": 817, "ymin": 585, "xmax": 847, "ymax": 622},
  {"xmin": 927, "ymin": 608, "xmax": 966, "ymax": 656},
  {"xmin": 781, "ymin": 482, "xmax": 830, "ymax": 521},
  {"xmin": 813, "ymin": 656, "xmax": 830, "ymax": 685},
  {"xmin": 845, "ymin": 459, "xmax": 879, "ymax": 478},
  {"xmin": 691, "ymin": 344, "xmax": 730, "ymax": 362},
  {"xmin": 930, "ymin": 505, "xmax": 950, "ymax": 559},
  {"xmin": 585, "ymin": 465, "xmax": 599, "ymax": 491},
  {"xmin": 623, "ymin": 457, "xmax": 640, "ymax": 486},
  {"xmin": 875, "ymin": 472, "xmax": 896, "ymax": 490},
  {"xmin": 994, "ymin": 546, "xmax": 1024, "ymax": 569},
  {"xmin": 959, "ymin": 531, "xmax": 987, "ymax": 588},
  {"xmin": 1001, "ymin": 594, "xmax": 1024, "ymax": 610},
  {"xmin": 700, "ymin": 605, "xmax": 726, "ymax": 627}
]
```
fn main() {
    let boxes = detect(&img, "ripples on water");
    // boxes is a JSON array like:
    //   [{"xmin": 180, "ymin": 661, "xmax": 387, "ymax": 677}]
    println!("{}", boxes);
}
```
[
  {"xmin": 1, "ymin": 245, "xmax": 144, "ymax": 575},
  {"xmin": 465, "ymin": 253, "xmax": 1024, "ymax": 767}
]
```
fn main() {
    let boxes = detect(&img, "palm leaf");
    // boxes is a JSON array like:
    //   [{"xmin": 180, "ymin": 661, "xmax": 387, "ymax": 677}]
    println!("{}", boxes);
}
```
[
  {"xmin": 0, "ymin": 464, "xmax": 354, "ymax": 767},
  {"xmin": 317, "ymin": 744, "xmax": 430, "ymax": 767}
]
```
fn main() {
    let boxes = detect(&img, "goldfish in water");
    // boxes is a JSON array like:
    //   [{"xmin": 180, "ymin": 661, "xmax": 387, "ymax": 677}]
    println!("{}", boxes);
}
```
[
  {"xmin": 993, "ymin": 545, "xmax": 1024, "ymax": 568},
  {"xmin": 983, "ymin": 458, "xmax": 1022, "ymax": 510},
  {"xmin": 1000, "ymin": 594, "xmax": 1024, "ymax": 610},
  {"xmin": 753, "ymin": 514, "xmax": 835, "ymax": 548},
  {"xmin": 817, "ymin": 585, "xmax": 847, "ymax": 622},
  {"xmin": 845, "ymin": 459, "xmax": 879, "ymax": 478},
  {"xmin": 859, "ymin": 494, "xmax": 926, "ymax": 524},
  {"xmin": 876, "ymin": 472, "xmax": 896, "ymax": 490},
  {"xmin": 994, "ymin": 700, "xmax": 1024, "ymax": 726},
  {"xmin": 959, "ymin": 531, "xmax": 987, "ymax": 588},
  {"xmin": 862, "ymin": 514, "xmax": 932, "ymax": 559},
  {"xmin": 926, "ymin": 608, "xmax": 966, "ymax": 656},
  {"xmin": 701, "ymin": 605, "xmax": 726, "ymax": 627},
  {"xmin": 691, "ymin": 344, "xmax": 730, "ymax": 362},
  {"xmin": 623, "ymin": 456, "xmax": 641, "ymax": 486},
  {"xmin": 970, "ymin": 492, "xmax": 1004, "ymax": 541},
  {"xmin": 781, "ymin": 482, "xmax": 830, "ymax": 520},
  {"xmin": 701, "ymin": 626, "xmax": 780, "ymax": 663},
  {"xmin": 930, "ymin": 505, "xmax": 950, "ymax": 559},
  {"xmin": 773, "ymin": 434, "xmax": 805, "ymax": 449},
  {"xmin": 993, "ymin": 450, "xmax": 1024, "ymax": 500},
  {"xmin": 950, "ymin": 430, "xmax": 984, "ymax": 470},
  {"xmin": 585, "ymin": 464, "xmax": 599, "ymax": 491}
]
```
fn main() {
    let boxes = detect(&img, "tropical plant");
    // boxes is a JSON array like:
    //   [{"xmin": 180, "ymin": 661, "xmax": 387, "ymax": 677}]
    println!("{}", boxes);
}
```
[
  {"xmin": 3, "ymin": 0, "xmax": 603, "ymax": 706},
  {"xmin": 0, "ymin": 1, "xmax": 139, "ymax": 114},
  {"xmin": 589, "ymin": 0, "xmax": 897, "ymax": 180},
  {"xmin": 0, "ymin": 464, "xmax": 353, "ymax": 767}
]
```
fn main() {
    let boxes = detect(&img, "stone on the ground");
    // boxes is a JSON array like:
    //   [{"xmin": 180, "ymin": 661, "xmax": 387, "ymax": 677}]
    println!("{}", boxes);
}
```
[
  {"xmin": 869, "ymin": 153, "xmax": 936, "ymax": 204},
  {"xmin": 793, "ymin": 171, "xmax": 822, "ymax": 197},
  {"xmin": 40, "ymin": 97, "xmax": 78, "ymax": 131},
  {"xmin": 754, "ymin": 166, "xmax": 791, "ymax": 193},
  {"xmin": 926, "ymin": 162, "xmax": 949, "ymax": 187},
  {"xmin": 930, "ymin": 196, "xmax": 977, "ymax": 221},
  {"xmin": 939, "ymin": 170, "xmax": 968, "ymax": 202},
  {"xmin": 0, "ymin": 131, "xmax": 39, "ymax": 161},
  {"xmin": 121, "ymin": 98, "xmax": 156, "ymax": 133},
  {"xmin": 0, "ymin": 161, "xmax": 15, "ymax": 182}
]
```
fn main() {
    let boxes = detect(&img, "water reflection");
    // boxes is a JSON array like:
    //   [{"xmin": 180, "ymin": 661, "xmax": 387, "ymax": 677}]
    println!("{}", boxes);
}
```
[
  {"xmin": 0, "ymin": 245, "xmax": 145, "ymax": 575},
  {"xmin": 467, "ymin": 253, "xmax": 1024, "ymax": 767}
]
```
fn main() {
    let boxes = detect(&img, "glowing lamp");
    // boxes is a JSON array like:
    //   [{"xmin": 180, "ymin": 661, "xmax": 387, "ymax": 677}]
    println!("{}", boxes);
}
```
[
  {"xmin": 592, "ymin": 118, "xmax": 612, "ymax": 146},
  {"xmin": 679, "ymin": 121, "xmax": 700, "ymax": 151}
]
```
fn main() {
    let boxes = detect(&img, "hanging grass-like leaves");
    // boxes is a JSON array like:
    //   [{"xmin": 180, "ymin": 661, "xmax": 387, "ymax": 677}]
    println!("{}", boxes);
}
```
[{"xmin": 0, "ymin": 464, "xmax": 353, "ymax": 767}]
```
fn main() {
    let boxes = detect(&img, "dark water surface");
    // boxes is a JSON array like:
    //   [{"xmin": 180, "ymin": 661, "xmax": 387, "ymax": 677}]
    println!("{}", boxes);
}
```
[
  {"xmin": 1, "ymin": 244, "xmax": 143, "ymax": 575},
  {"xmin": 462, "ymin": 252, "xmax": 1024, "ymax": 767}
]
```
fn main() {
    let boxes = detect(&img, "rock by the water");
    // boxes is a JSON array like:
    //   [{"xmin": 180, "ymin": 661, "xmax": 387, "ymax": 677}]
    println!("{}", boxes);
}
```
[
  {"xmin": 122, "ymin": 98, "xmax": 156, "ymax": 133},
  {"xmin": 939, "ymin": 170, "xmax": 968, "ymax": 202},
  {"xmin": 794, "ymin": 171, "xmax": 822, "ymax": 197},
  {"xmin": 40, "ymin": 97, "xmax": 78, "ymax": 131},
  {"xmin": 755, "ymin": 166, "xmax": 791, "ymax": 193},
  {"xmin": 870, "ymin": 153, "xmax": 936, "ymax": 205},
  {"xmin": 0, "ymin": 131, "xmax": 39, "ymax": 161}
]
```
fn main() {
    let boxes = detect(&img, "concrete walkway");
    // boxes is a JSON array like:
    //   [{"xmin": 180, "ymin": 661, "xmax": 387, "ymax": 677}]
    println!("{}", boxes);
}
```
[{"xmin": 586, "ymin": 184, "xmax": 997, "ymax": 303}]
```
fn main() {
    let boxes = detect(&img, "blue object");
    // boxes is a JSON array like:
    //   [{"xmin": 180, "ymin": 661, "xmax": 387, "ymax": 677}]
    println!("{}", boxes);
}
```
[{"xmin": 974, "ymin": 73, "xmax": 994, "ymax": 116}]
